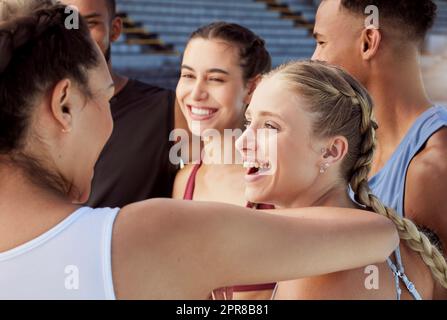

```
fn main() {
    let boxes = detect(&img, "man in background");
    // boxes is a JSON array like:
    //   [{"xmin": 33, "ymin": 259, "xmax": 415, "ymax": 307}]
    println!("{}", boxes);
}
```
[
  {"xmin": 62, "ymin": 0, "xmax": 188, "ymax": 208},
  {"xmin": 312, "ymin": 0, "xmax": 447, "ymax": 298}
]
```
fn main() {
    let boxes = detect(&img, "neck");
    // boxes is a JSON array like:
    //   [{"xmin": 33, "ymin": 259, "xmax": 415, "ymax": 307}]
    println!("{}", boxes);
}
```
[
  {"xmin": 280, "ymin": 181, "xmax": 355, "ymax": 210},
  {"xmin": 310, "ymin": 185, "xmax": 354, "ymax": 208},
  {"xmin": 0, "ymin": 163, "xmax": 76, "ymax": 220},
  {"xmin": 367, "ymin": 53, "xmax": 432, "ymax": 146},
  {"xmin": 108, "ymin": 62, "xmax": 129, "ymax": 96}
]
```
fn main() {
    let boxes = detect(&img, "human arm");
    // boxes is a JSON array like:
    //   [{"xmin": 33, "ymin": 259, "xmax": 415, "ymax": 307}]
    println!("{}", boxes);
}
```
[
  {"xmin": 404, "ymin": 128, "xmax": 447, "ymax": 299},
  {"xmin": 112, "ymin": 199, "xmax": 398, "ymax": 299}
]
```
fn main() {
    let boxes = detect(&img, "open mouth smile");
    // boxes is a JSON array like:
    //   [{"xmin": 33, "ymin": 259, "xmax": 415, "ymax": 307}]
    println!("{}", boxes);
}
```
[
  {"xmin": 187, "ymin": 105, "xmax": 219, "ymax": 121},
  {"xmin": 243, "ymin": 161, "xmax": 272, "ymax": 179}
]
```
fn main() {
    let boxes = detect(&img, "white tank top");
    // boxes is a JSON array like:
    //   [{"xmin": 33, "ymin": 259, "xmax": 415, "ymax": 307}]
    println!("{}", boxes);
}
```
[{"xmin": 0, "ymin": 207, "xmax": 119, "ymax": 300}]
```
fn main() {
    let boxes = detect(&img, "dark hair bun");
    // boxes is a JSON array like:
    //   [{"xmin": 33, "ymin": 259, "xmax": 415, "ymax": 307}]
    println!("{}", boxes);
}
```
[{"xmin": 189, "ymin": 22, "xmax": 272, "ymax": 81}]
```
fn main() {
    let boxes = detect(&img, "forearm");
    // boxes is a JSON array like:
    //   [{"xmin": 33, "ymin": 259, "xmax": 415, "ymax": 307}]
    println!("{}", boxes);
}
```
[
  {"xmin": 220, "ymin": 206, "xmax": 398, "ymax": 286},
  {"xmin": 155, "ymin": 200, "xmax": 399, "ymax": 290}
]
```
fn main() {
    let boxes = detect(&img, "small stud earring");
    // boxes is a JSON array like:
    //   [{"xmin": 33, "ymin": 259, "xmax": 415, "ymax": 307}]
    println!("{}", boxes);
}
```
[
  {"xmin": 61, "ymin": 128, "xmax": 71, "ymax": 133},
  {"xmin": 320, "ymin": 162, "xmax": 330, "ymax": 174}
]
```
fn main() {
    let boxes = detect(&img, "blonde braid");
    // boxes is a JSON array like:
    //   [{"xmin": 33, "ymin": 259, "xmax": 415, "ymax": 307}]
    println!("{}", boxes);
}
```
[
  {"xmin": 348, "ymin": 88, "xmax": 447, "ymax": 289},
  {"xmin": 271, "ymin": 60, "xmax": 447, "ymax": 288}
]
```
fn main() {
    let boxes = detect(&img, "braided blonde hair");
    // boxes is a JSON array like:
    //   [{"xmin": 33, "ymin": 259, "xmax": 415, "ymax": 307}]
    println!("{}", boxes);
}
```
[{"xmin": 271, "ymin": 60, "xmax": 447, "ymax": 289}]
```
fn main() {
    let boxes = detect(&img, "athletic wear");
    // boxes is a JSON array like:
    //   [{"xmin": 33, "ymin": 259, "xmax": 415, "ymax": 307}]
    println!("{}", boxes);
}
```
[{"xmin": 0, "ymin": 207, "xmax": 119, "ymax": 300}]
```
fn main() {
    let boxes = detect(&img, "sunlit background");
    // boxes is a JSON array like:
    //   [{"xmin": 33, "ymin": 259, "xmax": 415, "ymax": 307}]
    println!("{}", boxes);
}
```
[{"xmin": 111, "ymin": 0, "xmax": 447, "ymax": 104}]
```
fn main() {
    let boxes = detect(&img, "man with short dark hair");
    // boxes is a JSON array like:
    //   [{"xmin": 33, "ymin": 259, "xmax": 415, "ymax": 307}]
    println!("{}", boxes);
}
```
[
  {"xmin": 62, "ymin": 0, "xmax": 188, "ymax": 208},
  {"xmin": 312, "ymin": 0, "xmax": 447, "ymax": 298}
]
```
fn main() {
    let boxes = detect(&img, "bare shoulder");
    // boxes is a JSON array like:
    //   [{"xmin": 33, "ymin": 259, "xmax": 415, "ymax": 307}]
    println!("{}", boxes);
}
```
[
  {"xmin": 405, "ymin": 128, "xmax": 447, "ymax": 296},
  {"xmin": 276, "ymin": 263, "xmax": 394, "ymax": 300},
  {"xmin": 277, "ymin": 245, "xmax": 433, "ymax": 300},
  {"xmin": 405, "ymin": 127, "xmax": 447, "ymax": 225},
  {"xmin": 411, "ymin": 127, "xmax": 447, "ymax": 173},
  {"xmin": 405, "ymin": 128, "xmax": 447, "ymax": 209},
  {"xmin": 172, "ymin": 163, "xmax": 195, "ymax": 199},
  {"xmin": 111, "ymin": 200, "xmax": 175, "ymax": 299},
  {"xmin": 110, "ymin": 199, "xmax": 218, "ymax": 299}
]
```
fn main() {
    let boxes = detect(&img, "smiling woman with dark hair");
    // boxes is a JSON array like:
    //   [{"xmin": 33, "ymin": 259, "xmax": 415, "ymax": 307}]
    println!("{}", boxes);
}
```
[{"xmin": 173, "ymin": 22, "xmax": 274, "ymax": 300}]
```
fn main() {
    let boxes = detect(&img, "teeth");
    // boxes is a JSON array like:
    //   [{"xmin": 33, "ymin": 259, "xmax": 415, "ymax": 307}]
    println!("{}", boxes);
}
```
[
  {"xmin": 243, "ymin": 161, "xmax": 271, "ymax": 170},
  {"xmin": 243, "ymin": 162, "xmax": 253, "ymax": 168},
  {"xmin": 191, "ymin": 107, "xmax": 215, "ymax": 116},
  {"xmin": 262, "ymin": 163, "xmax": 271, "ymax": 169},
  {"xmin": 243, "ymin": 162, "xmax": 259, "ymax": 169}
]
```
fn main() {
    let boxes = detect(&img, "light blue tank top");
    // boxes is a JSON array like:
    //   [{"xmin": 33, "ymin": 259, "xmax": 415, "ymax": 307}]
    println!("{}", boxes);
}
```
[
  {"xmin": 369, "ymin": 105, "xmax": 447, "ymax": 300},
  {"xmin": 0, "ymin": 207, "xmax": 119, "ymax": 300},
  {"xmin": 369, "ymin": 105, "xmax": 447, "ymax": 215}
]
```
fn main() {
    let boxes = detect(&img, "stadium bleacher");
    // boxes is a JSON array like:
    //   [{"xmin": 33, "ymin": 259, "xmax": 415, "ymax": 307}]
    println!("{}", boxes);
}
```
[
  {"xmin": 112, "ymin": 0, "xmax": 447, "ymax": 93},
  {"xmin": 112, "ymin": 0, "xmax": 318, "ymax": 88},
  {"xmin": 423, "ymin": 1, "xmax": 447, "ymax": 104}
]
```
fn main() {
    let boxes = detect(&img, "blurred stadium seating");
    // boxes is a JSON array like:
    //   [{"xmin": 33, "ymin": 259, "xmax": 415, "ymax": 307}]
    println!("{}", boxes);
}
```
[
  {"xmin": 423, "ymin": 1, "xmax": 447, "ymax": 104},
  {"xmin": 112, "ymin": 0, "xmax": 318, "ymax": 89},
  {"xmin": 112, "ymin": 0, "xmax": 447, "ymax": 102}
]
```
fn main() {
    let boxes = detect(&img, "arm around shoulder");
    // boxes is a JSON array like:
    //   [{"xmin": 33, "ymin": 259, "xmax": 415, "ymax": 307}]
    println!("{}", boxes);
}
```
[{"xmin": 111, "ymin": 199, "xmax": 398, "ymax": 299}]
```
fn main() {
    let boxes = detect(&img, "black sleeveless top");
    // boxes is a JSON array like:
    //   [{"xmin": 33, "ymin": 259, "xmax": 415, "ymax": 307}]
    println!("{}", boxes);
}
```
[{"xmin": 87, "ymin": 79, "xmax": 178, "ymax": 208}]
